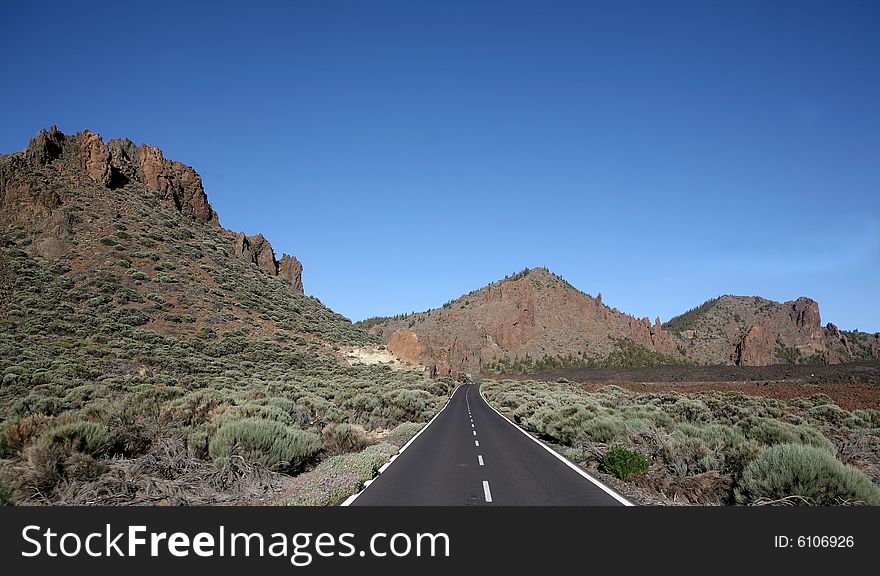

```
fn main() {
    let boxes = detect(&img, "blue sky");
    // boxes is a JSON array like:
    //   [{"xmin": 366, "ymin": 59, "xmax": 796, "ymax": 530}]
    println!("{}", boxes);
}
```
[{"xmin": 2, "ymin": 0, "xmax": 879, "ymax": 331}]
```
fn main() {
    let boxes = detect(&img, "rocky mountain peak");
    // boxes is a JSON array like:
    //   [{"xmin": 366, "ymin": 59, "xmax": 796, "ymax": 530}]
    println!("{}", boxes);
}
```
[{"xmin": 3, "ymin": 126, "xmax": 304, "ymax": 292}]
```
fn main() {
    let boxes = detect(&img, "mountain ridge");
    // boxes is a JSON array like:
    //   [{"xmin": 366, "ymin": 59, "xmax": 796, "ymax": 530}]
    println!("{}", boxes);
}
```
[{"xmin": 362, "ymin": 268, "xmax": 880, "ymax": 376}]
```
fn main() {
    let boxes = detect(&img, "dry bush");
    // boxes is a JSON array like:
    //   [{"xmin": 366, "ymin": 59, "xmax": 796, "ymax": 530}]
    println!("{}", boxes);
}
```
[
  {"xmin": 18, "ymin": 441, "xmax": 69, "ymax": 499},
  {"xmin": 0, "ymin": 414, "xmax": 74, "ymax": 456},
  {"xmin": 633, "ymin": 469, "xmax": 733, "ymax": 505},
  {"xmin": 321, "ymin": 423, "xmax": 371, "ymax": 455}
]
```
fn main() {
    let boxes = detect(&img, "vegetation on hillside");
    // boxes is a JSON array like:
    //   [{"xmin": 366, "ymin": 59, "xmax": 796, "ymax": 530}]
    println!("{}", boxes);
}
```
[
  {"xmin": 663, "ymin": 297, "xmax": 722, "ymax": 334},
  {"xmin": 0, "ymin": 224, "xmax": 453, "ymax": 505},
  {"xmin": 483, "ymin": 380, "xmax": 880, "ymax": 505},
  {"xmin": 482, "ymin": 337, "xmax": 685, "ymax": 373}
]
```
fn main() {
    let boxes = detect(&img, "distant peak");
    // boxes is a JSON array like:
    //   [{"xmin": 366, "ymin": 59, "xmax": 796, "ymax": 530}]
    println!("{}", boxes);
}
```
[{"xmin": 497, "ymin": 267, "xmax": 580, "ymax": 291}]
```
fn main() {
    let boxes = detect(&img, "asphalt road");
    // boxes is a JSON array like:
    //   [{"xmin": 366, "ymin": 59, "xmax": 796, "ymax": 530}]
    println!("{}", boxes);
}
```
[{"xmin": 350, "ymin": 383, "xmax": 629, "ymax": 505}]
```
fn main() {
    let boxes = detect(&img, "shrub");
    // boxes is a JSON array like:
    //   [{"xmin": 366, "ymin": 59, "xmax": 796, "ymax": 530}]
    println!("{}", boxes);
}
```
[
  {"xmin": 322, "ymin": 423, "xmax": 371, "ymax": 455},
  {"xmin": 735, "ymin": 444, "xmax": 880, "ymax": 505},
  {"xmin": 21, "ymin": 441, "xmax": 68, "ymax": 495},
  {"xmin": 601, "ymin": 447, "xmax": 651, "ymax": 481},
  {"xmin": 583, "ymin": 415, "xmax": 634, "ymax": 443},
  {"xmin": 385, "ymin": 422, "xmax": 423, "ymax": 447},
  {"xmin": 564, "ymin": 447, "xmax": 586, "ymax": 462},
  {"xmin": 846, "ymin": 410, "xmax": 880, "ymax": 430},
  {"xmin": 42, "ymin": 421, "xmax": 112, "ymax": 456},
  {"xmin": 0, "ymin": 466, "xmax": 13, "ymax": 505},
  {"xmin": 661, "ymin": 432, "xmax": 720, "ymax": 476},
  {"xmin": 284, "ymin": 443, "xmax": 398, "ymax": 506},
  {"xmin": 208, "ymin": 417, "xmax": 320, "ymax": 473},
  {"xmin": 743, "ymin": 417, "xmax": 836, "ymax": 454},
  {"xmin": 803, "ymin": 404, "xmax": 849, "ymax": 427},
  {"xmin": 0, "ymin": 414, "xmax": 55, "ymax": 457}
]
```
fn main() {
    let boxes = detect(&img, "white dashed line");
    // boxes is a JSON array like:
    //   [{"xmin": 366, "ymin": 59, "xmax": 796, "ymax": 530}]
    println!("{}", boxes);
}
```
[
  {"xmin": 483, "ymin": 481, "xmax": 492, "ymax": 503},
  {"xmin": 473, "ymin": 430, "xmax": 477, "ymax": 436},
  {"xmin": 471, "ymin": 423, "xmax": 474, "ymax": 427},
  {"xmin": 475, "ymin": 440, "xmax": 479, "ymax": 447},
  {"xmin": 478, "ymin": 455, "xmax": 484, "ymax": 466}
]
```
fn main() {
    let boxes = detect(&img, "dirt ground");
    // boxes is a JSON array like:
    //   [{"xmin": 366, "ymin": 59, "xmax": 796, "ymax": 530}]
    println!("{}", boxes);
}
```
[{"xmin": 488, "ymin": 363, "xmax": 880, "ymax": 411}]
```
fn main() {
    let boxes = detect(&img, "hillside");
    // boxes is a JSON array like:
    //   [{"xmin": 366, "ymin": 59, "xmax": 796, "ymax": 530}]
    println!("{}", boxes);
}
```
[
  {"xmin": 665, "ymin": 295, "xmax": 880, "ymax": 365},
  {"xmin": 0, "ymin": 127, "xmax": 450, "ymax": 505},
  {"xmin": 364, "ymin": 270, "xmax": 880, "ymax": 375},
  {"xmin": 363, "ymin": 267, "xmax": 686, "ymax": 377}
]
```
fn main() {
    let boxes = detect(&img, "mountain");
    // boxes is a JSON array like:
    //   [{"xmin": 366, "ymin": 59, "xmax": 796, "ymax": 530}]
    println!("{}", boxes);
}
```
[
  {"xmin": 0, "ymin": 127, "xmax": 447, "ymax": 505},
  {"xmin": 664, "ymin": 295, "xmax": 880, "ymax": 366},
  {"xmin": 362, "ymin": 269, "xmax": 880, "ymax": 376},
  {"xmin": 362, "ymin": 267, "xmax": 685, "ymax": 377}
]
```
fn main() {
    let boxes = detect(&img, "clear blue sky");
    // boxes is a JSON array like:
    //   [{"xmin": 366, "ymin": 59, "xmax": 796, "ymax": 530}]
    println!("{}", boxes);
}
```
[{"xmin": 2, "ymin": 1, "xmax": 879, "ymax": 331}]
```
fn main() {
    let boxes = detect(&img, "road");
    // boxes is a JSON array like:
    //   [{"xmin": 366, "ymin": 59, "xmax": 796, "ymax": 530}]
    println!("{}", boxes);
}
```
[{"xmin": 349, "ymin": 383, "xmax": 630, "ymax": 505}]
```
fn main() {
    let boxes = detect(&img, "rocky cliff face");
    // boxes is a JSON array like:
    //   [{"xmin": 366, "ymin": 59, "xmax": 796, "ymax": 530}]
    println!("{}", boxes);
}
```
[
  {"xmin": 21, "ymin": 126, "xmax": 217, "ymax": 224},
  {"xmin": 666, "ymin": 295, "xmax": 879, "ymax": 366},
  {"xmin": 365, "ymin": 268, "xmax": 686, "ymax": 377},
  {"xmin": 1, "ymin": 126, "xmax": 303, "ymax": 292},
  {"xmin": 234, "ymin": 232, "xmax": 304, "ymax": 294}
]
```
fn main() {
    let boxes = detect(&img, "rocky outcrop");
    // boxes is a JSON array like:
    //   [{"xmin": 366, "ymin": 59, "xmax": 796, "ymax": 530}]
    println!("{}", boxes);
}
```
[
  {"xmin": 10, "ymin": 126, "xmax": 218, "ymax": 225},
  {"xmin": 0, "ymin": 128, "xmax": 72, "ymax": 258},
  {"xmin": 235, "ymin": 233, "xmax": 277, "ymax": 275},
  {"xmin": 234, "ymin": 232, "xmax": 305, "ymax": 293},
  {"xmin": 135, "ymin": 144, "xmax": 217, "ymax": 224},
  {"xmin": 2, "ymin": 127, "xmax": 306, "ymax": 292},
  {"xmin": 278, "ymin": 254, "xmax": 304, "ymax": 294},
  {"xmin": 26, "ymin": 125, "xmax": 65, "ymax": 166},
  {"xmin": 388, "ymin": 329, "xmax": 424, "ymax": 366},
  {"xmin": 790, "ymin": 297, "xmax": 822, "ymax": 338},
  {"xmin": 735, "ymin": 324, "xmax": 776, "ymax": 366},
  {"xmin": 76, "ymin": 130, "xmax": 113, "ymax": 186}
]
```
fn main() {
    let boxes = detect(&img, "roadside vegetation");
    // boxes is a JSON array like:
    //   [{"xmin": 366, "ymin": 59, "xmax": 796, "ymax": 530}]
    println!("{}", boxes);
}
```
[
  {"xmin": 482, "ymin": 337, "xmax": 684, "ymax": 373},
  {"xmin": 0, "ymin": 219, "xmax": 453, "ymax": 505},
  {"xmin": 482, "ymin": 380, "xmax": 880, "ymax": 505}
]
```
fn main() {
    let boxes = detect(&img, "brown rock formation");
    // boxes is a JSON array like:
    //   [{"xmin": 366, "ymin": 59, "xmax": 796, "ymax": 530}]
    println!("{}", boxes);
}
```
[
  {"xmin": 26, "ymin": 125, "xmax": 65, "ymax": 166},
  {"xmin": 278, "ymin": 254, "xmax": 304, "ymax": 294},
  {"xmin": 367, "ymin": 268, "xmax": 685, "ymax": 377},
  {"xmin": 735, "ymin": 324, "xmax": 776, "ymax": 366},
  {"xmin": 1, "ymin": 126, "xmax": 306, "ymax": 292},
  {"xmin": 135, "ymin": 144, "xmax": 217, "ymax": 224},
  {"xmin": 388, "ymin": 328, "xmax": 424, "ymax": 366},
  {"xmin": 234, "ymin": 232, "xmax": 305, "ymax": 292},
  {"xmin": 235, "ymin": 233, "xmax": 277, "ymax": 275},
  {"xmin": 790, "ymin": 297, "xmax": 822, "ymax": 338},
  {"xmin": 76, "ymin": 130, "xmax": 113, "ymax": 186}
]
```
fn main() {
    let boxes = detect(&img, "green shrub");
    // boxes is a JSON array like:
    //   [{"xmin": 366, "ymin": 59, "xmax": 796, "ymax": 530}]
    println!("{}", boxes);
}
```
[
  {"xmin": 846, "ymin": 410, "xmax": 880, "ymax": 430},
  {"xmin": 208, "ymin": 417, "xmax": 320, "ymax": 473},
  {"xmin": 601, "ymin": 447, "xmax": 651, "ymax": 481},
  {"xmin": 42, "ymin": 421, "xmax": 112, "ymax": 456},
  {"xmin": 661, "ymin": 432, "xmax": 720, "ymax": 476},
  {"xmin": 284, "ymin": 443, "xmax": 398, "ymax": 506},
  {"xmin": 385, "ymin": 422, "xmax": 424, "ymax": 447},
  {"xmin": 564, "ymin": 447, "xmax": 586, "ymax": 462},
  {"xmin": 743, "ymin": 417, "xmax": 836, "ymax": 454},
  {"xmin": 735, "ymin": 444, "xmax": 880, "ymax": 505},
  {"xmin": 803, "ymin": 404, "xmax": 849, "ymax": 427}
]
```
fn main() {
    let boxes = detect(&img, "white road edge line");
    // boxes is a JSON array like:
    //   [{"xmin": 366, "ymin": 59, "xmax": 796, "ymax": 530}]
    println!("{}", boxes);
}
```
[
  {"xmin": 483, "ymin": 480, "xmax": 492, "ymax": 503},
  {"xmin": 478, "ymin": 385, "xmax": 634, "ymax": 506},
  {"xmin": 478, "ymin": 455, "xmax": 484, "ymax": 466},
  {"xmin": 340, "ymin": 384, "xmax": 463, "ymax": 506}
]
